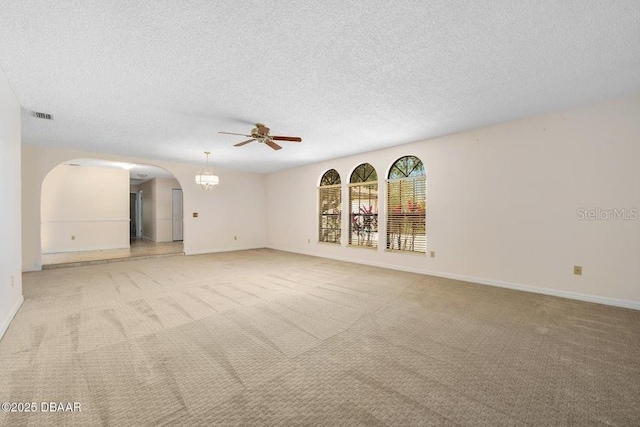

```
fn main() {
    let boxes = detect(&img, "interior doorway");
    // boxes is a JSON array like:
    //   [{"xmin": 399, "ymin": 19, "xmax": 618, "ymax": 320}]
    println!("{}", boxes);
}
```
[
  {"xmin": 136, "ymin": 191, "xmax": 142, "ymax": 238},
  {"xmin": 172, "ymin": 188, "xmax": 184, "ymax": 241},
  {"xmin": 130, "ymin": 191, "xmax": 143, "ymax": 238},
  {"xmin": 130, "ymin": 193, "xmax": 136, "ymax": 237},
  {"xmin": 40, "ymin": 158, "xmax": 185, "ymax": 267}
]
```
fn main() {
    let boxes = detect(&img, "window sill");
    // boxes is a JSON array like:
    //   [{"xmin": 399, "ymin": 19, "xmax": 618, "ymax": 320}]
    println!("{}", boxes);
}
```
[
  {"xmin": 384, "ymin": 249, "xmax": 426, "ymax": 256},
  {"xmin": 347, "ymin": 244, "xmax": 378, "ymax": 250}
]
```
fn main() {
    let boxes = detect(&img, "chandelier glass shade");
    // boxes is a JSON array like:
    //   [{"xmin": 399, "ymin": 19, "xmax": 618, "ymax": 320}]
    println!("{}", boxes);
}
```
[{"xmin": 195, "ymin": 151, "xmax": 219, "ymax": 191}]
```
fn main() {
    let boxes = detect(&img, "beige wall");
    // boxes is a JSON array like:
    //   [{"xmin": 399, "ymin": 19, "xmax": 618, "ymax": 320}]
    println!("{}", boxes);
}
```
[
  {"xmin": 41, "ymin": 164, "xmax": 129, "ymax": 253},
  {"xmin": 21, "ymin": 145, "xmax": 267, "ymax": 271},
  {"xmin": 0, "ymin": 68, "xmax": 23, "ymax": 340},
  {"xmin": 266, "ymin": 96, "xmax": 640, "ymax": 308}
]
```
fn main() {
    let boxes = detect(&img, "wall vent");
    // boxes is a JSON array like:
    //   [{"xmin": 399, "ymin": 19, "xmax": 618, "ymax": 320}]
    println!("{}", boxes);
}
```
[{"xmin": 32, "ymin": 111, "xmax": 53, "ymax": 120}]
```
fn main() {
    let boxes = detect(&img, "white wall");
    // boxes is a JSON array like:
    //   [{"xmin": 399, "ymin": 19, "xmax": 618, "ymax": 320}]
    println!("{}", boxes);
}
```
[
  {"xmin": 22, "ymin": 145, "xmax": 267, "ymax": 271},
  {"xmin": 266, "ymin": 96, "xmax": 640, "ymax": 308},
  {"xmin": 41, "ymin": 165, "xmax": 129, "ymax": 253},
  {"xmin": 0, "ymin": 67, "xmax": 23, "ymax": 340}
]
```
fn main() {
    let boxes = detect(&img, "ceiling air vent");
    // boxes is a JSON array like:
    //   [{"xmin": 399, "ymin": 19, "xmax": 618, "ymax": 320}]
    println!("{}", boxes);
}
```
[{"xmin": 32, "ymin": 111, "xmax": 53, "ymax": 120}]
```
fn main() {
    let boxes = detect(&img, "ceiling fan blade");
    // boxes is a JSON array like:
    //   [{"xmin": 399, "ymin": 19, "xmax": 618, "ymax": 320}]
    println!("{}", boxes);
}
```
[
  {"xmin": 219, "ymin": 131, "xmax": 253, "ymax": 137},
  {"xmin": 265, "ymin": 140, "xmax": 282, "ymax": 150},
  {"xmin": 271, "ymin": 136, "xmax": 302, "ymax": 142},
  {"xmin": 234, "ymin": 139, "xmax": 255, "ymax": 147}
]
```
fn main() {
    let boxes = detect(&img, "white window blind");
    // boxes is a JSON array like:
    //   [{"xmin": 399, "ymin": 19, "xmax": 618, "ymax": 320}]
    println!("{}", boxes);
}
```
[
  {"xmin": 386, "ymin": 177, "xmax": 426, "ymax": 252},
  {"xmin": 318, "ymin": 169, "xmax": 342, "ymax": 244},
  {"xmin": 386, "ymin": 156, "xmax": 426, "ymax": 253},
  {"xmin": 348, "ymin": 163, "xmax": 378, "ymax": 248}
]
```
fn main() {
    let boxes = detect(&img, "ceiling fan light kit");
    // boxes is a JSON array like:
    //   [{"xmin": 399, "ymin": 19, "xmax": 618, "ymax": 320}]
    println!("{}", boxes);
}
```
[
  {"xmin": 195, "ymin": 151, "xmax": 220, "ymax": 191},
  {"xmin": 218, "ymin": 123, "xmax": 302, "ymax": 151}
]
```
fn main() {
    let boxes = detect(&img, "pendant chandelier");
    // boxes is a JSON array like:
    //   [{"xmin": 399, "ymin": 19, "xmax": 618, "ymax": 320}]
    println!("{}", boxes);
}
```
[{"xmin": 195, "ymin": 151, "xmax": 219, "ymax": 191}]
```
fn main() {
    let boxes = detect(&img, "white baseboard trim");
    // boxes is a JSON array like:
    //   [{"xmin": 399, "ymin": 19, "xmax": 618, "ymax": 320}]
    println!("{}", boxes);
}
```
[
  {"xmin": 43, "ymin": 218, "xmax": 129, "ymax": 223},
  {"xmin": 267, "ymin": 246, "xmax": 640, "ymax": 311},
  {"xmin": 0, "ymin": 295, "xmax": 24, "ymax": 341},
  {"xmin": 185, "ymin": 246, "xmax": 266, "ymax": 256},
  {"xmin": 42, "ymin": 244, "xmax": 129, "ymax": 254}
]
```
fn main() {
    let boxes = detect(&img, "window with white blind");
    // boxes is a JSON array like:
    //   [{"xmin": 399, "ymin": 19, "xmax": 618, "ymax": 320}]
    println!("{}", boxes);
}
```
[
  {"xmin": 318, "ymin": 169, "xmax": 342, "ymax": 244},
  {"xmin": 386, "ymin": 156, "xmax": 426, "ymax": 253},
  {"xmin": 348, "ymin": 163, "xmax": 378, "ymax": 248}
]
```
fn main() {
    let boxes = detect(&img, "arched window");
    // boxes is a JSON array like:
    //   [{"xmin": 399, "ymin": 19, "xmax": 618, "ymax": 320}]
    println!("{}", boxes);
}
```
[
  {"xmin": 386, "ymin": 156, "xmax": 426, "ymax": 253},
  {"xmin": 318, "ymin": 169, "xmax": 342, "ymax": 244},
  {"xmin": 349, "ymin": 163, "xmax": 378, "ymax": 248}
]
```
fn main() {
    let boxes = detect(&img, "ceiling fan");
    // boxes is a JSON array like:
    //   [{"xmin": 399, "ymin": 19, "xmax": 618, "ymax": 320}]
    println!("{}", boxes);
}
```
[{"xmin": 218, "ymin": 123, "xmax": 302, "ymax": 151}]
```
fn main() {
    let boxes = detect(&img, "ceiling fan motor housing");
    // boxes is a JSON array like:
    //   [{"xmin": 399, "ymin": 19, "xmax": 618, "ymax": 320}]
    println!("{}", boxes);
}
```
[{"xmin": 252, "ymin": 123, "xmax": 270, "ymax": 137}]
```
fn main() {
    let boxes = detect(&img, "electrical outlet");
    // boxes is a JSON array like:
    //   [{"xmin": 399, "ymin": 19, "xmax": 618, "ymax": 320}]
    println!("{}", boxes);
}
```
[
  {"xmin": 430, "ymin": 251, "xmax": 435, "ymax": 258},
  {"xmin": 307, "ymin": 238, "xmax": 311, "ymax": 243},
  {"xmin": 193, "ymin": 212, "xmax": 198, "ymax": 218},
  {"xmin": 234, "ymin": 236, "xmax": 237, "ymax": 240},
  {"xmin": 573, "ymin": 266, "xmax": 582, "ymax": 275},
  {"xmin": 10, "ymin": 276, "xmax": 14, "ymax": 287},
  {"xmin": 71, "ymin": 235, "xmax": 75, "ymax": 240}
]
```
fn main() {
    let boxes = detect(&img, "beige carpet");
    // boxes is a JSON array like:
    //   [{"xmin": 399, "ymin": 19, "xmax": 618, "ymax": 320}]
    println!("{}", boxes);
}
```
[{"xmin": 1, "ymin": 249, "xmax": 639, "ymax": 426}]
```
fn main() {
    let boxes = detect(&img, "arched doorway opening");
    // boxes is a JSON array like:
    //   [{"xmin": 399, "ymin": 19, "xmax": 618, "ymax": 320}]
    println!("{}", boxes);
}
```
[{"xmin": 40, "ymin": 158, "xmax": 184, "ymax": 268}]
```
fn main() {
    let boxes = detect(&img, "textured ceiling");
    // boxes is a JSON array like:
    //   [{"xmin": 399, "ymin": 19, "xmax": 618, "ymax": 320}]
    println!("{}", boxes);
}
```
[
  {"xmin": 63, "ymin": 158, "xmax": 174, "ymax": 184},
  {"xmin": 1, "ymin": 1, "xmax": 639, "ymax": 173}
]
